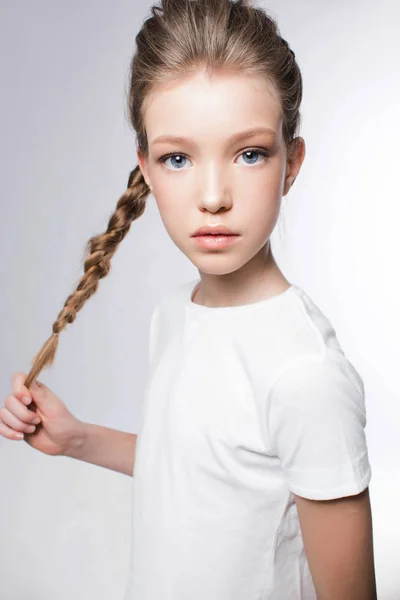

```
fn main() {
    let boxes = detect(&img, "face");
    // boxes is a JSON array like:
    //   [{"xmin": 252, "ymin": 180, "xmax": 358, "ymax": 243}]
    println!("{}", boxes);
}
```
[{"xmin": 137, "ymin": 70, "xmax": 305, "ymax": 279}]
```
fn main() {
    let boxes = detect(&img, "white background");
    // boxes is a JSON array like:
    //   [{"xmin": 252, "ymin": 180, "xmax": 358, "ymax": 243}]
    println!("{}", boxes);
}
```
[{"xmin": 1, "ymin": 0, "xmax": 398, "ymax": 598}]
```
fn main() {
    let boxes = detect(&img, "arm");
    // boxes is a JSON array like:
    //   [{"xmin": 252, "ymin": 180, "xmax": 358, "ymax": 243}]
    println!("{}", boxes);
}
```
[
  {"xmin": 64, "ymin": 421, "xmax": 138, "ymax": 477},
  {"xmin": 294, "ymin": 487, "xmax": 377, "ymax": 600}
]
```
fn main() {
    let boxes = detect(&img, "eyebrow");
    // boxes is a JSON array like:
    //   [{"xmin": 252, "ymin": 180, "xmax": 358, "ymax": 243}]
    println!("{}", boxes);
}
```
[{"xmin": 151, "ymin": 126, "xmax": 277, "ymax": 147}]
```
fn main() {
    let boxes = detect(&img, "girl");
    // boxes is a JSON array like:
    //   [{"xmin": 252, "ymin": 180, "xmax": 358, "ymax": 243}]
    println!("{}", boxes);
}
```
[{"xmin": 1, "ymin": 1, "xmax": 377, "ymax": 598}]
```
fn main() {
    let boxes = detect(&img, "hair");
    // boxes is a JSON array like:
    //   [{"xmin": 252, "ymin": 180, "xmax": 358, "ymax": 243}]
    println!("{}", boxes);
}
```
[{"xmin": 24, "ymin": 0, "xmax": 303, "ymax": 390}]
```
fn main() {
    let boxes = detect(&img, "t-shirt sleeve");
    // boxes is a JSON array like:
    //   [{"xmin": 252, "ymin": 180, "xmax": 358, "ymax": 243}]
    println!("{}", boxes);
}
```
[{"xmin": 266, "ymin": 353, "xmax": 372, "ymax": 500}]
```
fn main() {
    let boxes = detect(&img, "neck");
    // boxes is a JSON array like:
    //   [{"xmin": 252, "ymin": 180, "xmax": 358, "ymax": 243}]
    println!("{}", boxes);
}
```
[{"xmin": 193, "ymin": 241, "xmax": 291, "ymax": 308}]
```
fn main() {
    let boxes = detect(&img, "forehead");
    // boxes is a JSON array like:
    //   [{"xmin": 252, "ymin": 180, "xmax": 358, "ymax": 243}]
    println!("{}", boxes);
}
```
[{"xmin": 143, "ymin": 70, "xmax": 283, "ymax": 146}]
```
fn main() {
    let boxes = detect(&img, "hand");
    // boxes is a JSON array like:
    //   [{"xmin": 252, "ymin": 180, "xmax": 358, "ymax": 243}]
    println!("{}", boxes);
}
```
[{"xmin": 0, "ymin": 372, "xmax": 83, "ymax": 456}]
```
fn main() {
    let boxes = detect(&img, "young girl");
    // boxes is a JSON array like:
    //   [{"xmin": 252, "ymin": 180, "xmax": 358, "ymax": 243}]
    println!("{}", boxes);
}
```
[{"xmin": 1, "ymin": 1, "xmax": 377, "ymax": 598}]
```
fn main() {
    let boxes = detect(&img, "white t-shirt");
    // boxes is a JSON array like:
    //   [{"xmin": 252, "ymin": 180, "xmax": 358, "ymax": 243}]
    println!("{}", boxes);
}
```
[{"xmin": 124, "ymin": 279, "xmax": 372, "ymax": 600}]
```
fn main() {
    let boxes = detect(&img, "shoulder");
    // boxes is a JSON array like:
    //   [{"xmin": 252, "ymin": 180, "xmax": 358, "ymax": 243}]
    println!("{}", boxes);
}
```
[
  {"xmin": 275, "ymin": 284, "xmax": 345, "ymax": 358},
  {"xmin": 276, "ymin": 285, "xmax": 363, "ymax": 384},
  {"xmin": 258, "ymin": 285, "xmax": 357, "ymax": 392},
  {"xmin": 267, "ymin": 349, "xmax": 367, "ymax": 430}
]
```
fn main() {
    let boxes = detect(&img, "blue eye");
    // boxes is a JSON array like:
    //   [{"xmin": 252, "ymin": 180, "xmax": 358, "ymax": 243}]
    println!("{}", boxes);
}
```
[
  {"xmin": 158, "ymin": 148, "xmax": 270, "ymax": 170},
  {"xmin": 237, "ymin": 149, "xmax": 269, "ymax": 165},
  {"xmin": 161, "ymin": 154, "xmax": 189, "ymax": 170}
]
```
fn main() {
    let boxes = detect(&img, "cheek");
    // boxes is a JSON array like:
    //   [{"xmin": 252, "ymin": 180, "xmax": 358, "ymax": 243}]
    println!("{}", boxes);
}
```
[
  {"xmin": 153, "ymin": 190, "xmax": 190, "ymax": 242},
  {"xmin": 236, "ymin": 174, "xmax": 282, "ymax": 225},
  {"xmin": 152, "ymin": 171, "xmax": 194, "ymax": 213},
  {"xmin": 155, "ymin": 193, "xmax": 186, "ymax": 215},
  {"xmin": 153, "ymin": 178, "xmax": 178, "ymax": 211},
  {"xmin": 240, "ymin": 199, "xmax": 280, "ymax": 237}
]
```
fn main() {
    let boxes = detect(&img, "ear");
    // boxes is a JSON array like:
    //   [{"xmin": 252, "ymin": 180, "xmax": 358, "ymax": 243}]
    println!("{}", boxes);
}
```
[
  {"xmin": 136, "ymin": 150, "xmax": 153, "ymax": 191},
  {"xmin": 283, "ymin": 137, "xmax": 306, "ymax": 196}
]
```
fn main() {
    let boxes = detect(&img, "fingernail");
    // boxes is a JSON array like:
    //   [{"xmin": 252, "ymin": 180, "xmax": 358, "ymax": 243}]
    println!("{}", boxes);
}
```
[{"xmin": 22, "ymin": 397, "xmax": 31, "ymax": 405}]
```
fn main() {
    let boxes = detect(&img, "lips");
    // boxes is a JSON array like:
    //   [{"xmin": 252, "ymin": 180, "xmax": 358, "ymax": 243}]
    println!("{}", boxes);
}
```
[{"xmin": 192, "ymin": 225, "xmax": 239, "ymax": 236}]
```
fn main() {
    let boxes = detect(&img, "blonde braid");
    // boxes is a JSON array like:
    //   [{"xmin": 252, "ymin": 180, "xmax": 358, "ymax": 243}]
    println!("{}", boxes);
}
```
[{"xmin": 24, "ymin": 165, "xmax": 150, "ymax": 390}]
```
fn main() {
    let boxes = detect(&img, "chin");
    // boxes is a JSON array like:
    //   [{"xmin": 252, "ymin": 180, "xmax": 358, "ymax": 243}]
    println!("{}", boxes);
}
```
[{"xmin": 189, "ymin": 255, "xmax": 250, "ymax": 276}]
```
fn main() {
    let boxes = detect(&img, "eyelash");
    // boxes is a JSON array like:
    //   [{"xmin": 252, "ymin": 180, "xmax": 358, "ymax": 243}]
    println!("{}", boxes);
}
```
[{"xmin": 157, "ymin": 147, "xmax": 271, "ymax": 168}]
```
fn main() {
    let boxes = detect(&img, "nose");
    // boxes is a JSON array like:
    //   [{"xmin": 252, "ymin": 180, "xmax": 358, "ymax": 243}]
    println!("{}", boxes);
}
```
[{"xmin": 197, "ymin": 164, "xmax": 233, "ymax": 213}]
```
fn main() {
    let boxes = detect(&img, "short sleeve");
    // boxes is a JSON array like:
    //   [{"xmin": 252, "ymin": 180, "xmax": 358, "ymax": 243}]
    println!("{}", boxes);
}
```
[{"xmin": 266, "ymin": 353, "xmax": 372, "ymax": 500}]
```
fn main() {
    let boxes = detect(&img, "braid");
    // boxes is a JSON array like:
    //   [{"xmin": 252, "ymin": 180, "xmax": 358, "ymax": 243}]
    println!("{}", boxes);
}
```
[{"xmin": 24, "ymin": 165, "xmax": 150, "ymax": 390}]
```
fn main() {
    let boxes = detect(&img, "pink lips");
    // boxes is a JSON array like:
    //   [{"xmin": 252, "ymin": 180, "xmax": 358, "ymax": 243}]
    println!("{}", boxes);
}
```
[
  {"xmin": 192, "ymin": 225, "xmax": 239, "ymax": 237},
  {"xmin": 192, "ymin": 234, "xmax": 240, "ymax": 249}
]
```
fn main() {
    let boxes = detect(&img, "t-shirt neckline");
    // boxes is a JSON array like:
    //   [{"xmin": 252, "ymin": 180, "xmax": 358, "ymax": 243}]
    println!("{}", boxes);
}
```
[{"xmin": 185, "ymin": 278, "xmax": 296, "ymax": 314}]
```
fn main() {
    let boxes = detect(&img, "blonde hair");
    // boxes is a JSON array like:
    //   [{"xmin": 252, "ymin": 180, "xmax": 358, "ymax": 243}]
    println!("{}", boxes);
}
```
[{"xmin": 24, "ymin": 0, "xmax": 303, "ymax": 389}]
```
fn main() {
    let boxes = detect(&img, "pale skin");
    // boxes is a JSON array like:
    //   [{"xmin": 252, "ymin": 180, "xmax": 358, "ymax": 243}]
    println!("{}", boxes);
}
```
[
  {"xmin": 1, "ymin": 70, "xmax": 377, "ymax": 599},
  {"xmin": 137, "ymin": 69, "xmax": 377, "ymax": 599},
  {"xmin": 138, "ymin": 69, "xmax": 303, "ymax": 308}
]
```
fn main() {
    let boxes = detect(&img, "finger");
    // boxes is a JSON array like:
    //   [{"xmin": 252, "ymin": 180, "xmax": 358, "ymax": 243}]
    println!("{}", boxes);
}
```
[
  {"xmin": 0, "ymin": 406, "xmax": 39, "ymax": 434},
  {"xmin": 3, "ymin": 395, "xmax": 41, "ymax": 425},
  {"xmin": 11, "ymin": 372, "xmax": 33, "ymax": 403},
  {"xmin": 0, "ymin": 420, "xmax": 26, "ymax": 440}
]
